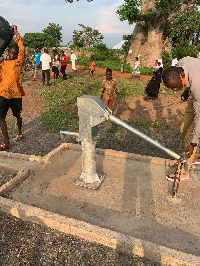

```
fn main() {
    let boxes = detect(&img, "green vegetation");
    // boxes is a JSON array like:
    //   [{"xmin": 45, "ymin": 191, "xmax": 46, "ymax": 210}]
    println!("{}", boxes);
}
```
[
  {"xmin": 39, "ymin": 75, "xmax": 181, "ymax": 134},
  {"xmin": 39, "ymin": 77, "xmax": 102, "ymax": 132},
  {"xmin": 68, "ymin": 24, "xmax": 103, "ymax": 49},
  {"xmin": 76, "ymin": 44, "xmax": 154, "ymax": 75}
]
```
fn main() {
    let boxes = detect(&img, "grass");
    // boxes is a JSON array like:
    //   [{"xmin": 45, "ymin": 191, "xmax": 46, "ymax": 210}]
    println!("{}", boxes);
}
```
[{"xmin": 38, "ymin": 75, "xmax": 182, "ymax": 134}]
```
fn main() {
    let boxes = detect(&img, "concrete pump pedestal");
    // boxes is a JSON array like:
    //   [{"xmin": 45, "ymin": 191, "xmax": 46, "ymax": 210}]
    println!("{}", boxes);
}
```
[{"xmin": 0, "ymin": 143, "xmax": 200, "ymax": 265}]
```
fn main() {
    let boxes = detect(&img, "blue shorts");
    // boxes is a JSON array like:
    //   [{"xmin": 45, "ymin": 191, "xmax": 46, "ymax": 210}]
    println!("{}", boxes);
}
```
[{"xmin": 0, "ymin": 96, "xmax": 22, "ymax": 119}]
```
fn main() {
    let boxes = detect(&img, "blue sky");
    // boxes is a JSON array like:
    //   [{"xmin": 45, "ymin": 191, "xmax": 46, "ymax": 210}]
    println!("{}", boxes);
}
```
[{"xmin": 1, "ymin": 0, "xmax": 134, "ymax": 48}]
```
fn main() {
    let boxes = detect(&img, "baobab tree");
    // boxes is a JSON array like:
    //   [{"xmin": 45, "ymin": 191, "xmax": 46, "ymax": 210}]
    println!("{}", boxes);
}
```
[
  {"xmin": 117, "ymin": 0, "xmax": 200, "ymax": 67},
  {"xmin": 65, "ymin": 0, "xmax": 200, "ymax": 67}
]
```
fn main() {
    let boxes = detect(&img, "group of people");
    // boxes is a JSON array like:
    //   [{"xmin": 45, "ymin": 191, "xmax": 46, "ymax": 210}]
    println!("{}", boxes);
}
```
[
  {"xmin": 30, "ymin": 48, "xmax": 71, "ymax": 86},
  {"xmin": 0, "ymin": 25, "xmax": 200, "ymax": 183},
  {"xmin": 28, "ymin": 49, "xmax": 78, "ymax": 86}
]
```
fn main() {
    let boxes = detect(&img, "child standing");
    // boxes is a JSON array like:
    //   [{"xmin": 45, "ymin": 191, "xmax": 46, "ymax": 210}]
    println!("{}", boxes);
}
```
[
  {"xmin": 60, "ymin": 51, "xmax": 68, "ymax": 80},
  {"xmin": 0, "ymin": 25, "xmax": 26, "ymax": 150},
  {"xmin": 100, "ymin": 68, "xmax": 118, "ymax": 110},
  {"xmin": 120, "ymin": 60, "xmax": 124, "ymax": 74},
  {"xmin": 52, "ymin": 49, "xmax": 60, "ymax": 80},
  {"xmin": 132, "ymin": 57, "xmax": 140, "ymax": 76},
  {"xmin": 89, "ymin": 57, "xmax": 95, "ymax": 80}
]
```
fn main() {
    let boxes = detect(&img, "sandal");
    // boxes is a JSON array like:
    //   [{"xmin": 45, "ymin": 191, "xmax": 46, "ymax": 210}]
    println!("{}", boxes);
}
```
[
  {"xmin": 0, "ymin": 143, "xmax": 9, "ymax": 150},
  {"xmin": 16, "ymin": 134, "xmax": 24, "ymax": 141}
]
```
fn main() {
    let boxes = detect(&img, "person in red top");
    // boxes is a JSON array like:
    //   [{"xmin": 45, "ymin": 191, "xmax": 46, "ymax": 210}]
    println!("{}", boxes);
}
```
[
  {"xmin": 0, "ymin": 25, "xmax": 25, "ymax": 150},
  {"xmin": 89, "ymin": 57, "xmax": 95, "ymax": 80},
  {"xmin": 60, "ymin": 51, "xmax": 68, "ymax": 80}
]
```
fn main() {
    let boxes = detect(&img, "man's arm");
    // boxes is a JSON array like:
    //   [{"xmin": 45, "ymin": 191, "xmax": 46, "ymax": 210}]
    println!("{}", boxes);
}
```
[
  {"xmin": 181, "ymin": 87, "xmax": 190, "ymax": 101},
  {"xmin": 13, "ymin": 25, "xmax": 24, "ymax": 65},
  {"xmin": 100, "ymin": 81, "xmax": 105, "ymax": 100}
]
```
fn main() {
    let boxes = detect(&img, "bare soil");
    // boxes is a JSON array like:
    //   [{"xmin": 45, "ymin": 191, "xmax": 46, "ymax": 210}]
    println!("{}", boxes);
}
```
[{"xmin": 3, "ymin": 65, "xmax": 187, "ymax": 159}]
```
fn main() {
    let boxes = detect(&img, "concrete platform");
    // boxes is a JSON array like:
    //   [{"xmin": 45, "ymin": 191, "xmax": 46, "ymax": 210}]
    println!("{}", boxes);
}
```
[{"xmin": 0, "ymin": 143, "xmax": 200, "ymax": 265}]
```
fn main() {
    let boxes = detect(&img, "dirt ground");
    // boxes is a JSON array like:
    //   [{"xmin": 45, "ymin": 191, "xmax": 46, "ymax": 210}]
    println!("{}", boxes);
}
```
[{"xmin": 3, "ymin": 64, "xmax": 187, "ymax": 158}]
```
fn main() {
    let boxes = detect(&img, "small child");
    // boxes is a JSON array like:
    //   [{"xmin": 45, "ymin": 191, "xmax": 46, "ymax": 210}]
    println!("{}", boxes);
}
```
[
  {"xmin": 0, "ymin": 25, "xmax": 26, "ymax": 150},
  {"xmin": 89, "ymin": 57, "xmax": 95, "ymax": 80},
  {"xmin": 132, "ymin": 57, "xmax": 140, "ymax": 76},
  {"xmin": 100, "ymin": 68, "xmax": 118, "ymax": 110},
  {"xmin": 120, "ymin": 60, "xmax": 124, "ymax": 74},
  {"xmin": 52, "ymin": 49, "xmax": 60, "ymax": 80}
]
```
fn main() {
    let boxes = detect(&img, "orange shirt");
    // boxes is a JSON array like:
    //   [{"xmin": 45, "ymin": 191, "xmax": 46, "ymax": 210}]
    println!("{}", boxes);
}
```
[
  {"xmin": 90, "ymin": 61, "xmax": 95, "ymax": 71},
  {"xmin": 0, "ymin": 36, "xmax": 26, "ymax": 99}
]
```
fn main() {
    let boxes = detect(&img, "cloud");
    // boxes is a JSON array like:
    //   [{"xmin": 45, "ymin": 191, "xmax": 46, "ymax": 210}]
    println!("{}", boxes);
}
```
[{"xmin": 96, "ymin": 0, "xmax": 131, "ymax": 34}]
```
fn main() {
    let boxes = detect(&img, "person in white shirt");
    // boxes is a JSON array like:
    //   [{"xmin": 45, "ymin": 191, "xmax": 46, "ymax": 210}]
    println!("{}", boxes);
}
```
[
  {"xmin": 132, "ymin": 57, "xmax": 140, "ymax": 76},
  {"xmin": 171, "ymin": 54, "xmax": 178, "ymax": 66},
  {"xmin": 40, "ymin": 48, "xmax": 51, "ymax": 86},
  {"xmin": 71, "ymin": 51, "xmax": 76, "ymax": 70}
]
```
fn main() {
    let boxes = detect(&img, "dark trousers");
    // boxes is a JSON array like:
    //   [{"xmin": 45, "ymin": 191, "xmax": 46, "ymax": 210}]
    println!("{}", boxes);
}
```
[
  {"xmin": 61, "ymin": 65, "xmax": 67, "ymax": 79},
  {"xmin": 42, "ymin": 69, "xmax": 50, "ymax": 86}
]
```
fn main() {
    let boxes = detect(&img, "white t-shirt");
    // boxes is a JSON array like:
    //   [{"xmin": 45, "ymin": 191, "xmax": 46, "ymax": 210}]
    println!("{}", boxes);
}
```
[
  {"xmin": 71, "ymin": 53, "xmax": 76, "ymax": 61},
  {"xmin": 171, "ymin": 58, "xmax": 178, "ymax": 66},
  {"xmin": 40, "ymin": 53, "xmax": 51, "ymax": 70}
]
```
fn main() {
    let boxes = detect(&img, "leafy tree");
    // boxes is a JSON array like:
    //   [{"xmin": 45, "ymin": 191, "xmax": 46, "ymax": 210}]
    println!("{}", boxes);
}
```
[
  {"xmin": 64, "ymin": 0, "xmax": 200, "ymax": 66},
  {"xmin": 42, "ymin": 23, "xmax": 63, "ymax": 44},
  {"xmin": 121, "ymin": 34, "xmax": 132, "ymax": 56},
  {"xmin": 116, "ymin": 0, "xmax": 200, "ymax": 66},
  {"xmin": 69, "ymin": 24, "xmax": 103, "ymax": 48},
  {"xmin": 23, "ymin": 33, "xmax": 59, "ymax": 48}
]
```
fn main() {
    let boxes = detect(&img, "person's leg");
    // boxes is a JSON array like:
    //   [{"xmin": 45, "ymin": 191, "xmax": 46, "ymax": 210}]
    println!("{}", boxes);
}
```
[
  {"xmin": 0, "ymin": 118, "xmax": 10, "ymax": 147},
  {"xmin": 180, "ymin": 102, "xmax": 200, "ymax": 160},
  {"xmin": 10, "ymin": 98, "xmax": 23, "ymax": 139},
  {"xmin": 46, "ymin": 69, "xmax": 50, "ymax": 86},
  {"xmin": 178, "ymin": 102, "xmax": 200, "ymax": 172},
  {"xmin": 56, "ymin": 67, "xmax": 59, "ymax": 79},
  {"xmin": 33, "ymin": 64, "xmax": 37, "ymax": 80},
  {"xmin": 61, "ymin": 66, "xmax": 64, "ymax": 78},
  {"xmin": 32, "ymin": 63, "xmax": 35, "ymax": 76},
  {"xmin": 0, "ymin": 96, "xmax": 10, "ymax": 147},
  {"xmin": 40, "ymin": 67, "xmax": 42, "ymax": 81},
  {"xmin": 61, "ymin": 66, "xmax": 67, "ymax": 79},
  {"xmin": 17, "ymin": 117, "xmax": 22, "ymax": 135},
  {"xmin": 42, "ymin": 70, "xmax": 45, "ymax": 85}
]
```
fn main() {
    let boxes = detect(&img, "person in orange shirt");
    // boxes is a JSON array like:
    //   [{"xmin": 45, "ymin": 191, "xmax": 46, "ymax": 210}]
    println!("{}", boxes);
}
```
[
  {"xmin": 0, "ymin": 25, "xmax": 26, "ymax": 150},
  {"xmin": 89, "ymin": 57, "xmax": 95, "ymax": 80}
]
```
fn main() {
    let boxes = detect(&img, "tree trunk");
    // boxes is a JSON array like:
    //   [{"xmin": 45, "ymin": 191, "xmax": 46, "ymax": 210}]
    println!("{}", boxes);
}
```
[{"xmin": 127, "ymin": 0, "xmax": 171, "ymax": 68}]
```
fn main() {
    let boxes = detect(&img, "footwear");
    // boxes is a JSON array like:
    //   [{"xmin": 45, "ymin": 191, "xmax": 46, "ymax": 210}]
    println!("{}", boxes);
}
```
[
  {"xmin": 40, "ymin": 79, "xmax": 42, "ymax": 82},
  {"xmin": 31, "ymin": 78, "xmax": 36, "ymax": 81},
  {"xmin": 0, "ymin": 143, "xmax": 9, "ymax": 150},
  {"xmin": 16, "ymin": 134, "xmax": 24, "ymax": 141},
  {"xmin": 192, "ymin": 158, "xmax": 200, "ymax": 165},
  {"xmin": 166, "ymin": 173, "xmax": 189, "ymax": 181}
]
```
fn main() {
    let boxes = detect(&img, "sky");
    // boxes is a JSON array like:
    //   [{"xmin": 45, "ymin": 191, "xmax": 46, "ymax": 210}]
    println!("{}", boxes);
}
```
[{"xmin": 1, "ymin": 0, "xmax": 134, "ymax": 48}]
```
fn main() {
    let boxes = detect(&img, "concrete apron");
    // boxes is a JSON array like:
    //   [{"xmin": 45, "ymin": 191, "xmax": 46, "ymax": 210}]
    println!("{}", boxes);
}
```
[{"xmin": 0, "ymin": 143, "xmax": 199, "ymax": 265}]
